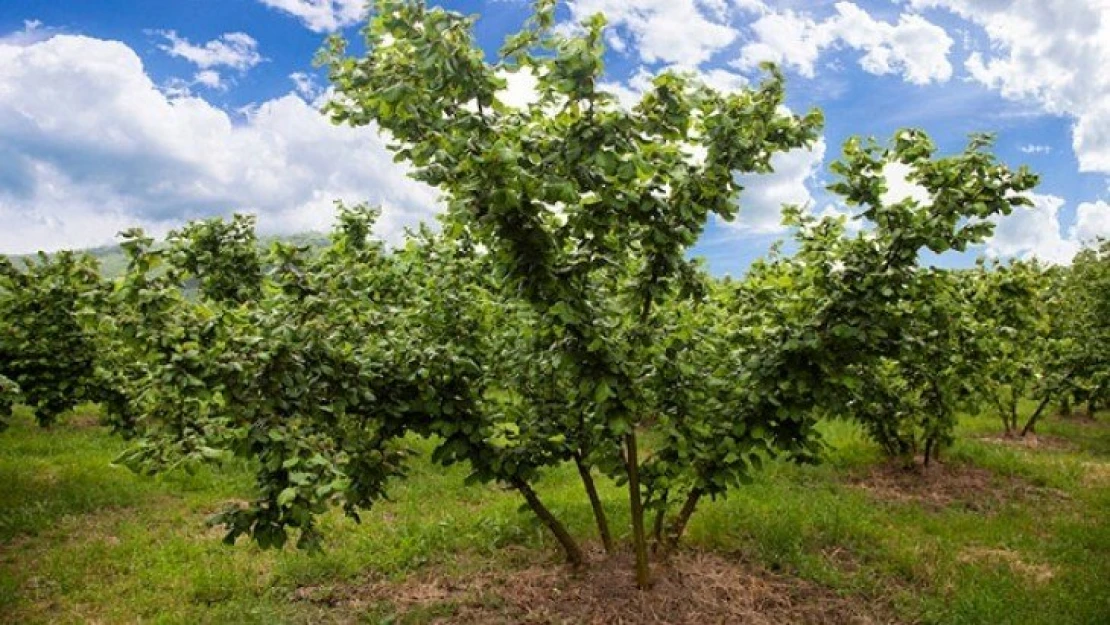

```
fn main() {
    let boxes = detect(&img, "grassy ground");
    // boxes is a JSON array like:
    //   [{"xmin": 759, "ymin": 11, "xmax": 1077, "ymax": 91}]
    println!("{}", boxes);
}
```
[{"xmin": 1, "ymin": 403, "xmax": 1107, "ymax": 624}]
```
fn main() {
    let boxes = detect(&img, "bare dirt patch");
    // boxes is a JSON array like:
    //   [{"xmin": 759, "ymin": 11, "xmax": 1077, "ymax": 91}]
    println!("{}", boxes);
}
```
[
  {"xmin": 1055, "ymin": 411, "xmax": 1103, "ymax": 423},
  {"xmin": 958, "ymin": 547, "xmax": 1055, "ymax": 585},
  {"xmin": 64, "ymin": 410, "xmax": 103, "ymax": 429},
  {"xmin": 1081, "ymin": 461, "xmax": 1110, "ymax": 487},
  {"xmin": 295, "ymin": 549, "xmax": 897, "ymax": 624},
  {"xmin": 975, "ymin": 434, "xmax": 1075, "ymax": 452},
  {"xmin": 845, "ymin": 460, "xmax": 1063, "ymax": 512}
]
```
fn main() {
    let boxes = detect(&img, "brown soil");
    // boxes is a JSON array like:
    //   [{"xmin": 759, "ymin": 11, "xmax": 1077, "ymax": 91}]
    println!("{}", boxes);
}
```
[
  {"xmin": 64, "ymin": 410, "xmax": 102, "ymax": 428},
  {"xmin": 845, "ymin": 460, "xmax": 1063, "ymax": 512},
  {"xmin": 1055, "ymin": 411, "xmax": 1101, "ymax": 423},
  {"xmin": 1081, "ymin": 461, "xmax": 1110, "ymax": 487},
  {"xmin": 957, "ymin": 547, "xmax": 1055, "ymax": 585},
  {"xmin": 294, "ymin": 549, "xmax": 898, "ymax": 624},
  {"xmin": 975, "ymin": 434, "xmax": 1075, "ymax": 452}
]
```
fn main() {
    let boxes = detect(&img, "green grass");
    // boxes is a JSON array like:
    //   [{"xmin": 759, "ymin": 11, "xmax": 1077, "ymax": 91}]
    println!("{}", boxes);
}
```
[{"xmin": 1, "ymin": 405, "xmax": 1107, "ymax": 624}]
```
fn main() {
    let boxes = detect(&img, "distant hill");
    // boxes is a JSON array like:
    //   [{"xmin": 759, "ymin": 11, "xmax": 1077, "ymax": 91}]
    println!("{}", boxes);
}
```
[{"xmin": 4, "ymin": 232, "xmax": 332, "ymax": 279}]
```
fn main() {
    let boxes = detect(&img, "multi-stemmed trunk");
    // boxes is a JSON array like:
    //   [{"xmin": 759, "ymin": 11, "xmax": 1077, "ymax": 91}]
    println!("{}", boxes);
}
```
[
  {"xmin": 625, "ymin": 431, "xmax": 651, "ymax": 588},
  {"xmin": 665, "ymin": 488, "xmax": 703, "ymax": 551},
  {"xmin": 1022, "ymin": 371, "xmax": 1076, "ymax": 437},
  {"xmin": 574, "ymin": 451, "xmax": 614, "ymax": 553},
  {"xmin": 511, "ymin": 476, "xmax": 584, "ymax": 567}
]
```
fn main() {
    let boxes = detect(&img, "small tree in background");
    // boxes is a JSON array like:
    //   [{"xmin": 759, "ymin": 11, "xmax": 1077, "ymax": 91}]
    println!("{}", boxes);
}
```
[
  {"xmin": 0, "ymin": 374, "xmax": 20, "ymax": 432},
  {"xmin": 969, "ymin": 259, "xmax": 1048, "ymax": 436},
  {"xmin": 1020, "ymin": 239, "xmax": 1110, "ymax": 435},
  {"xmin": 166, "ymin": 213, "xmax": 264, "ymax": 305},
  {"xmin": 807, "ymin": 131, "xmax": 1037, "ymax": 466},
  {"xmin": 0, "ymin": 252, "xmax": 103, "ymax": 427}
]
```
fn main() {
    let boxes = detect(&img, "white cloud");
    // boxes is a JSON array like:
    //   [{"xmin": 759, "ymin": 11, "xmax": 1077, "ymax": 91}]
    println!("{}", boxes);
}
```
[
  {"xmin": 497, "ymin": 67, "xmax": 540, "ymax": 110},
  {"xmin": 0, "ymin": 19, "xmax": 56, "ymax": 47},
  {"xmin": 690, "ymin": 66, "xmax": 750, "ymax": 92},
  {"xmin": 833, "ymin": 4, "xmax": 953, "ymax": 84},
  {"xmin": 986, "ymin": 194, "xmax": 1077, "ymax": 264},
  {"xmin": 985, "ymin": 193, "xmax": 1110, "ymax": 264},
  {"xmin": 735, "ymin": 2, "xmax": 953, "ymax": 85},
  {"xmin": 1073, "ymin": 200, "xmax": 1110, "ymax": 245},
  {"xmin": 911, "ymin": 0, "xmax": 1110, "ymax": 174},
  {"xmin": 289, "ymin": 71, "xmax": 320, "ymax": 100},
  {"xmin": 881, "ymin": 161, "xmax": 931, "ymax": 206},
  {"xmin": 193, "ymin": 70, "xmax": 226, "ymax": 90},
  {"xmin": 0, "ymin": 34, "xmax": 439, "ymax": 254},
  {"xmin": 599, "ymin": 80, "xmax": 643, "ymax": 110},
  {"xmin": 737, "ymin": 10, "xmax": 826, "ymax": 78},
  {"xmin": 156, "ymin": 31, "xmax": 263, "ymax": 71},
  {"xmin": 727, "ymin": 136, "xmax": 828, "ymax": 233},
  {"xmin": 256, "ymin": 0, "xmax": 366, "ymax": 33},
  {"xmin": 565, "ymin": 0, "xmax": 738, "ymax": 67},
  {"xmin": 159, "ymin": 70, "xmax": 229, "ymax": 97},
  {"xmin": 1020, "ymin": 144, "xmax": 1052, "ymax": 155}
]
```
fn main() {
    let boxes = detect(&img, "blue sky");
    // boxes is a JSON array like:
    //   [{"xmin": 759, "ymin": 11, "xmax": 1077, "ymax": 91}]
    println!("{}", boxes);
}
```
[{"xmin": 0, "ymin": 0, "xmax": 1107, "ymax": 273}]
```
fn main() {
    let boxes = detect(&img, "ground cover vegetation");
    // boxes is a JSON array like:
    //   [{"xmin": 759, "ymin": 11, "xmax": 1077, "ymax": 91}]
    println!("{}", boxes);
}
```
[{"xmin": 1, "ymin": 1, "xmax": 1108, "ymax": 622}]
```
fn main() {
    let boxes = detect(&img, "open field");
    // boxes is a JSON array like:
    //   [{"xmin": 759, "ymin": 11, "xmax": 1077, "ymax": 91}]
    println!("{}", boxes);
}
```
[{"xmin": 1, "ymin": 403, "xmax": 1108, "ymax": 624}]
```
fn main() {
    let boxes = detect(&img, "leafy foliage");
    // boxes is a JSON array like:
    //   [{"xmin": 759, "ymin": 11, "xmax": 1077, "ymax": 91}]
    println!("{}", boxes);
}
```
[
  {"xmin": 798, "ymin": 130, "xmax": 1037, "ymax": 463},
  {"xmin": 166, "ymin": 214, "xmax": 264, "ymax": 305},
  {"xmin": 1023, "ymin": 239, "xmax": 1110, "ymax": 431},
  {"xmin": 0, "ymin": 252, "xmax": 103, "ymax": 427},
  {"xmin": 319, "ymin": 0, "xmax": 827, "ymax": 583},
  {"xmin": 2, "ymin": 0, "xmax": 1072, "ymax": 596},
  {"xmin": 968, "ymin": 259, "xmax": 1049, "ymax": 435},
  {"xmin": 0, "ymin": 373, "xmax": 19, "ymax": 432}
]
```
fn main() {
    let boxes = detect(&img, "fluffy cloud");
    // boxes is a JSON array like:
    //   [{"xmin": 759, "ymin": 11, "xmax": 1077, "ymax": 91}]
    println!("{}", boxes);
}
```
[
  {"xmin": 256, "ymin": 0, "xmax": 366, "ymax": 33},
  {"xmin": 0, "ymin": 34, "xmax": 440, "ymax": 254},
  {"xmin": 154, "ymin": 31, "xmax": 263, "ymax": 93},
  {"xmin": 289, "ymin": 71, "xmax": 321, "ymax": 100},
  {"xmin": 156, "ymin": 31, "xmax": 263, "ymax": 71},
  {"xmin": 690, "ymin": 66, "xmax": 750, "ymax": 92},
  {"xmin": 496, "ymin": 68, "xmax": 541, "ymax": 110},
  {"xmin": 881, "ymin": 161, "xmax": 931, "ymax": 206},
  {"xmin": 564, "ymin": 0, "xmax": 739, "ymax": 67},
  {"xmin": 565, "ymin": 1, "xmax": 952, "ymax": 85},
  {"xmin": 736, "ymin": 10, "xmax": 825, "ymax": 77},
  {"xmin": 735, "ymin": 2, "xmax": 953, "ymax": 85},
  {"xmin": 728, "ymin": 137, "xmax": 828, "ymax": 233},
  {"xmin": 985, "ymin": 194, "xmax": 1110, "ymax": 264},
  {"xmin": 1074, "ymin": 201, "xmax": 1110, "ymax": 245},
  {"xmin": 0, "ymin": 19, "xmax": 56, "ymax": 46},
  {"xmin": 911, "ymin": 0, "xmax": 1110, "ymax": 174},
  {"xmin": 193, "ymin": 69, "xmax": 226, "ymax": 90}
]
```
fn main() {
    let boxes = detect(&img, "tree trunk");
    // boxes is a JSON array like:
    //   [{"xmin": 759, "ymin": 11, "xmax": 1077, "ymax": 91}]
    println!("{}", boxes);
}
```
[
  {"xmin": 1021, "ymin": 371, "xmax": 1077, "ymax": 437},
  {"xmin": 1022, "ymin": 392, "xmax": 1057, "ymax": 437},
  {"xmin": 574, "ymin": 452, "xmax": 613, "ymax": 553},
  {"xmin": 511, "ymin": 477, "xmax": 585, "ymax": 567},
  {"xmin": 624, "ymin": 432, "xmax": 651, "ymax": 588},
  {"xmin": 665, "ymin": 488, "xmax": 702, "ymax": 550},
  {"xmin": 651, "ymin": 506, "xmax": 666, "ymax": 550}
]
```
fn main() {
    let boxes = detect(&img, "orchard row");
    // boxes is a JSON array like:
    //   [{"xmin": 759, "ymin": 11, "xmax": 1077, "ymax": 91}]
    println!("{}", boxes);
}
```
[{"xmin": 1, "ymin": 0, "xmax": 1107, "ymax": 589}]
